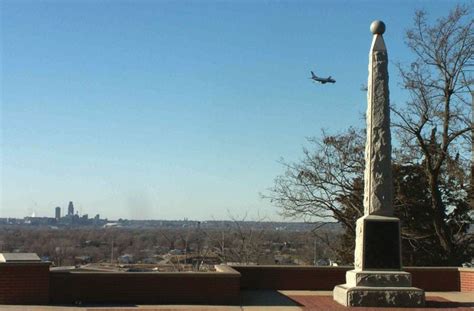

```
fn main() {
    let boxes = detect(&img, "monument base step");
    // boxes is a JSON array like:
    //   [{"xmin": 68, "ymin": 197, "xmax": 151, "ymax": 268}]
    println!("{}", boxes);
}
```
[
  {"xmin": 346, "ymin": 269, "xmax": 412, "ymax": 287},
  {"xmin": 333, "ymin": 284, "xmax": 425, "ymax": 307}
]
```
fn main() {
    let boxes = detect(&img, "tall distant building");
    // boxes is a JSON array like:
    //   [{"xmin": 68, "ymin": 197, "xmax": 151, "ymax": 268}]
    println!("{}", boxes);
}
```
[
  {"xmin": 55, "ymin": 206, "xmax": 61, "ymax": 220},
  {"xmin": 67, "ymin": 201, "xmax": 74, "ymax": 216}
]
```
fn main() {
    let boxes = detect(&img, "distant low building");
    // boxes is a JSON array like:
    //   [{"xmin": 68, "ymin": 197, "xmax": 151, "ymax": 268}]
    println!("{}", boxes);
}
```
[
  {"xmin": 103, "ymin": 222, "xmax": 120, "ymax": 228},
  {"xmin": 40, "ymin": 256, "xmax": 51, "ymax": 262},
  {"xmin": 118, "ymin": 254, "xmax": 135, "ymax": 264},
  {"xmin": 169, "ymin": 249, "xmax": 184, "ymax": 255},
  {"xmin": 142, "ymin": 257, "xmax": 159, "ymax": 264},
  {"xmin": 75, "ymin": 255, "xmax": 92, "ymax": 265},
  {"xmin": 24, "ymin": 217, "xmax": 56, "ymax": 226}
]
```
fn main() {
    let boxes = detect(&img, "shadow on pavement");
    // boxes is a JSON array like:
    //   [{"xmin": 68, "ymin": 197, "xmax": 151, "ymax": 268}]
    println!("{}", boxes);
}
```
[
  {"xmin": 426, "ymin": 298, "xmax": 474, "ymax": 309},
  {"xmin": 241, "ymin": 290, "xmax": 302, "ymax": 306}
]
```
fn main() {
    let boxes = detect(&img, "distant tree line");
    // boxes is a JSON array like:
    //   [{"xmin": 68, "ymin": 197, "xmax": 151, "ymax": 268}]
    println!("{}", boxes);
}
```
[{"xmin": 0, "ymin": 223, "xmax": 339, "ymax": 268}]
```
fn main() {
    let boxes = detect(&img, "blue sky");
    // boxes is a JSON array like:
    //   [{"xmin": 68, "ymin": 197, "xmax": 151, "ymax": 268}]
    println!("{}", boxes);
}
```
[{"xmin": 1, "ymin": 0, "xmax": 463, "ymax": 220}]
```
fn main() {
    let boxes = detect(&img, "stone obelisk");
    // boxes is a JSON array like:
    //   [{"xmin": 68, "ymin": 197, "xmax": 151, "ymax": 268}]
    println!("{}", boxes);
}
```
[{"xmin": 333, "ymin": 21, "xmax": 425, "ymax": 307}]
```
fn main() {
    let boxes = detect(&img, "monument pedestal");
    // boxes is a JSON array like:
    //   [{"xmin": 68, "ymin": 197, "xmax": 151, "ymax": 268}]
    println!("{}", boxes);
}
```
[
  {"xmin": 333, "ymin": 216, "xmax": 425, "ymax": 307},
  {"xmin": 333, "ymin": 270, "xmax": 425, "ymax": 307}
]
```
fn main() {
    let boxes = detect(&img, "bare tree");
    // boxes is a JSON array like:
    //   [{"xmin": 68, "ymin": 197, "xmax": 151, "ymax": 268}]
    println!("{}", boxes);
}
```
[
  {"xmin": 392, "ymin": 5, "xmax": 473, "ymax": 258},
  {"xmin": 265, "ymin": 128, "xmax": 365, "ymax": 234},
  {"xmin": 203, "ymin": 223, "xmax": 234, "ymax": 264},
  {"xmin": 224, "ymin": 213, "xmax": 269, "ymax": 265}
]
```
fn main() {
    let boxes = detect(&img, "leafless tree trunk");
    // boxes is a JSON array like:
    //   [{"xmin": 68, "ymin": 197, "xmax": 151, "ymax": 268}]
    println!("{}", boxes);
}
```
[{"xmin": 392, "ymin": 5, "xmax": 473, "ymax": 257}]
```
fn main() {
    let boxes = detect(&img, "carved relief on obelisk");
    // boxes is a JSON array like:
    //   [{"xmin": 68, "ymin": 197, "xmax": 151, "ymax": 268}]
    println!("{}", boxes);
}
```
[
  {"xmin": 354, "ymin": 20, "xmax": 400, "ymax": 272},
  {"xmin": 363, "ymin": 20, "xmax": 393, "ymax": 217}
]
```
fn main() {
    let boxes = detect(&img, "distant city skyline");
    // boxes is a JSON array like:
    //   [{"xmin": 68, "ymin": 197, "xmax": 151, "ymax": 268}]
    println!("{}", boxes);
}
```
[{"xmin": 1, "ymin": 1, "xmax": 463, "ymax": 220}]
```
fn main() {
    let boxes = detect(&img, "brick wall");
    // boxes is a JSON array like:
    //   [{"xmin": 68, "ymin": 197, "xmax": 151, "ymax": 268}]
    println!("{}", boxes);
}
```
[
  {"xmin": 406, "ymin": 267, "xmax": 460, "ymax": 291},
  {"xmin": 232, "ymin": 265, "xmax": 350, "ymax": 290},
  {"xmin": 233, "ymin": 265, "xmax": 465, "ymax": 292},
  {"xmin": 0, "ymin": 264, "xmax": 472, "ymax": 305},
  {"xmin": 49, "ymin": 268, "xmax": 240, "ymax": 305},
  {"xmin": 0, "ymin": 263, "xmax": 50, "ymax": 304},
  {"xmin": 459, "ymin": 268, "xmax": 474, "ymax": 292}
]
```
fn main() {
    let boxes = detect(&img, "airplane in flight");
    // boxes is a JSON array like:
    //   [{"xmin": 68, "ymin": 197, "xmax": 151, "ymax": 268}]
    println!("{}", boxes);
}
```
[{"xmin": 310, "ymin": 71, "xmax": 336, "ymax": 84}]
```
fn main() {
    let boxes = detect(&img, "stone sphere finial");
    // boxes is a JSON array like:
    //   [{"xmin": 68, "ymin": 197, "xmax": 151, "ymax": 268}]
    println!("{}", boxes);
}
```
[{"xmin": 370, "ymin": 20, "xmax": 385, "ymax": 35}]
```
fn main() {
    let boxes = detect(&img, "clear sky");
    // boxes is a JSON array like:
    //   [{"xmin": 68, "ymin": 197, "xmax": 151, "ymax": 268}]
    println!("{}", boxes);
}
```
[{"xmin": 0, "ymin": 0, "xmax": 464, "ymax": 221}]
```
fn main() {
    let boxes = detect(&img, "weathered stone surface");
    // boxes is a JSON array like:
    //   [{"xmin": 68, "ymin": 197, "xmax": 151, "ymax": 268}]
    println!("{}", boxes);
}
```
[
  {"xmin": 363, "ymin": 33, "xmax": 393, "ymax": 217},
  {"xmin": 346, "ymin": 270, "xmax": 411, "ymax": 287},
  {"xmin": 0, "ymin": 253, "xmax": 41, "ymax": 263},
  {"xmin": 333, "ymin": 284, "xmax": 425, "ymax": 307}
]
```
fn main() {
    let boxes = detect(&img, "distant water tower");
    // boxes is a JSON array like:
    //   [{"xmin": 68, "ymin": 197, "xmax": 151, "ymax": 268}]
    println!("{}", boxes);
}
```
[
  {"xmin": 55, "ymin": 206, "xmax": 61, "ymax": 220},
  {"xmin": 67, "ymin": 201, "xmax": 74, "ymax": 216}
]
